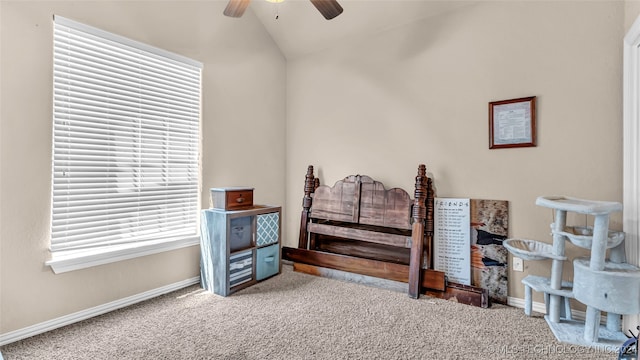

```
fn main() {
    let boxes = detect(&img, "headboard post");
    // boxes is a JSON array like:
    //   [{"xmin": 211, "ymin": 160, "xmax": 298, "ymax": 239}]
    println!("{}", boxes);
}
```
[
  {"xmin": 424, "ymin": 177, "xmax": 435, "ymax": 268},
  {"xmin": 298, "ymin": 165, "xmax": 316, "ymax": 249},
  {"xmin": 408, "ymin": 164, "xmax": 428, "ymax": 298}
]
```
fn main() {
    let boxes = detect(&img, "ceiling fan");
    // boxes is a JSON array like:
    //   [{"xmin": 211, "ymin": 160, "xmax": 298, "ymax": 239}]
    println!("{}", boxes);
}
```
[{"xmin": 224, "ymin": 0, "xmax": 344, "ymax": 20}]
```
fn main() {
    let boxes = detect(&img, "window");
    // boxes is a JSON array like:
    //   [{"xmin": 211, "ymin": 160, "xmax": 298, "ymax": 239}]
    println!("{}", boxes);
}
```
[{"xmin": 48, "ymin": 16, "xmax": 202, "ymax": 273}]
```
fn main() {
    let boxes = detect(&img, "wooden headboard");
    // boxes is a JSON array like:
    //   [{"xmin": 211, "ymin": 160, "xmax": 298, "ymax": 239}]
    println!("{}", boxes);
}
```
[
  {"xmin": 311, "ymin": 174, "xmax": 413, "ymax": 228},
  {"xmin": 283, "ymin": 164, "xmax": 489, "ymax": 307},
  {"xmin": 292, "ymin": 164, "xmax": 435, "ymax": 298}
]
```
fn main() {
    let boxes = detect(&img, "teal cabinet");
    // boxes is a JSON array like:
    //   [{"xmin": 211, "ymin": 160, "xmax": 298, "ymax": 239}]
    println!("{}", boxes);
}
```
[{"xmin": 200, "ymin": 205, "xmax": 281, "ymax": 296}]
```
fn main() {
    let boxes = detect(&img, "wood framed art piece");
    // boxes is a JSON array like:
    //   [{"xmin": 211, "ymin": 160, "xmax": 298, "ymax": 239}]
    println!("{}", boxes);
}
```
[{"xmin": 489, "ymin": 96, "xmax": 536, "ymax": 149}]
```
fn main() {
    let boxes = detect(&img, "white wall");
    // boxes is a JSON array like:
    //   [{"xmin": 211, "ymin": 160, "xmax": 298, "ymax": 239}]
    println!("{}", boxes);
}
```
[
  {"xmin": 285, "ymin": 1, "xmax": 624, "ymax": 303},
  {"xmin": 0, "ymin": 0, "xmax": 286, "ymax": 334}
]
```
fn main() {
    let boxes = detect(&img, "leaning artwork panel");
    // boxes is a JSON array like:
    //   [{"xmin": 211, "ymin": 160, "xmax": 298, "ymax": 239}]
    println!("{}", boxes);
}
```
[{"xmin": 470, "ymin": 199, "xmax": 509, "ymax": 304}]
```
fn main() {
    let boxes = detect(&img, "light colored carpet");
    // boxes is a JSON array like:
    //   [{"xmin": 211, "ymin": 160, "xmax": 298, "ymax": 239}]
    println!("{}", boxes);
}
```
[{"xmin": 0, "ymin": 265, "xmax": 619, "ymax": 359}]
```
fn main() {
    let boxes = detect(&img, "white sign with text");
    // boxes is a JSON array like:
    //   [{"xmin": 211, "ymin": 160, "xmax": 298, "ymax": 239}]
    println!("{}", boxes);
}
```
[{"xmin": 433, "ymin": 198, "xmax": 471, "ymax": 285}]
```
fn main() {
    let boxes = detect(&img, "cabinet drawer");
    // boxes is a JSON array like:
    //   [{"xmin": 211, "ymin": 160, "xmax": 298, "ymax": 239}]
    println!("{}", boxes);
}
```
[
  {"xmin": 225, "ymin": 190, "xmax": 253, "ymax": 210},
  {"xmin": 229, "ymin": 250, "xmax": 253, "ymax": 287},
  {"xmin": 256, "ymin": 244, "xmax": 280, "ymax": 281},
  {"xmin": 211, "ymin": 187, "xmax": 253, "ymax": 210},
  {"xmin": 256, "ymin": 212, "xmax": 279, "ymax": 246},
  {"xmin": 229, "ymin": 216, "xmax": 252, "ymax": 251}
]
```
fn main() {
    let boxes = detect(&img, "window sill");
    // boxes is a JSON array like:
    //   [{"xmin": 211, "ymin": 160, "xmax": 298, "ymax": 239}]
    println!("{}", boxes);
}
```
[{"xmin": 46, "ymin": 236, "xmax": 200, "ymax": 274}]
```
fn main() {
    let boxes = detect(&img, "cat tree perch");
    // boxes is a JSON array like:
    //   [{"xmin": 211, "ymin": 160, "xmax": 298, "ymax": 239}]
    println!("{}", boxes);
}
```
[{"xmin": 504, "ymin": 196, "xmax": 640, "ymax": 348}]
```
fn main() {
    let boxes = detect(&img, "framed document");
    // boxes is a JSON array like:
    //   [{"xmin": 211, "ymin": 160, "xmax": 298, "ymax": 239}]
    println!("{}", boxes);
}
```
[{"xmin": 489, "ymin": 96, "xmax": 536, "ymax": 149}]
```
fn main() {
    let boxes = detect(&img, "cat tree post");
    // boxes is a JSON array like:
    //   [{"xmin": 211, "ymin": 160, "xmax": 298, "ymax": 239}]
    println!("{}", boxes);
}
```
[
  {"xmin": 582, "ymin": 214, "xmax": 609, "ymax": 342},
  {"xmin": 548, "ymin": 209, "xmax": 567, "ymax": 323}
]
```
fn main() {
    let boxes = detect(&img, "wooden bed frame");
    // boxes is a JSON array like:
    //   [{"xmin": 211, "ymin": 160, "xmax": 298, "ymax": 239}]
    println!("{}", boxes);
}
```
[{"xmin": 282, "ymin": 164, "xmax": 489, "ymax": 307}]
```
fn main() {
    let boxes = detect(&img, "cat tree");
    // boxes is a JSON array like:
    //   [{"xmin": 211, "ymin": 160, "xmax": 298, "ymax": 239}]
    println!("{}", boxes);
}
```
[{"xmin": 504, "ymin": 196, "xmax": 640, "ymax": 348}]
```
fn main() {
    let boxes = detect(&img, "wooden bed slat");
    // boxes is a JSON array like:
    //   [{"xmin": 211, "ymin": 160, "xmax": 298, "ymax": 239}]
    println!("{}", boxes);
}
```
[
  {"xmin": 425, "ymin": 282, "xmax": 489, "ymax": 308},
  {"xmin": 316, "ymin": 238, "xmax": 410, "ymax": 264},
  {"xmin": 307, "ymin": 223, "xmax": 411, "ymax": 248},
  {"xmin": 282, "ymin": 247, "xmax": 446, "ymax": 291},
  {"xmin": 291, "ymin": 262, "xmax": 489, "ymax": 308}
]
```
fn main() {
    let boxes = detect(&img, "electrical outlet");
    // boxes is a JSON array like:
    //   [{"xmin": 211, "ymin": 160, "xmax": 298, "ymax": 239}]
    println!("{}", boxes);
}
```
[{"xmin": 513, "ymin": 257, "xmax": 524, "ymax": 272}]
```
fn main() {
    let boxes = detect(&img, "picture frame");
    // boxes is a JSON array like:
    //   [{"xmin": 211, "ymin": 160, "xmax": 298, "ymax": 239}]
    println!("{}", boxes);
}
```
[{"xmin": 489, "ymin": 96, "xmax": 536, "ymax": 149}]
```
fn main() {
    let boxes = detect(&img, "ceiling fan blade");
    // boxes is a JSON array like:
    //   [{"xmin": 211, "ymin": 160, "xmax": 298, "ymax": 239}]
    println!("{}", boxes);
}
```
[
  {"xmin": 224, "ymin": 0, "xmax": 251, "ymax": 18},
  {"xmin": 310, "ymin": 0, "xmax": 343, "ymax": 20}
]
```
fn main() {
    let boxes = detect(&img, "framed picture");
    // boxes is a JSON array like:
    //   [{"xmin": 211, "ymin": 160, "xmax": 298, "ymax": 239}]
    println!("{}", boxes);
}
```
[{"xmin": 489, "ymin": 96, "xmax": 536, "ymax": 149}]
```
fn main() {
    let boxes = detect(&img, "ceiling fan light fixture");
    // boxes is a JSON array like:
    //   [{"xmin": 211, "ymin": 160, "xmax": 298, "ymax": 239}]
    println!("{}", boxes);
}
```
[{"xmin": 223, "ymin": 0, "xmax": 342, "ymax": 20}]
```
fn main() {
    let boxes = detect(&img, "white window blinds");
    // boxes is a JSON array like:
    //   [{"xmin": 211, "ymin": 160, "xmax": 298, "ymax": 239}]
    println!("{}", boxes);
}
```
[{"xmin": 51, "ymin": 16, "xmax": 202, "ymax": 252}]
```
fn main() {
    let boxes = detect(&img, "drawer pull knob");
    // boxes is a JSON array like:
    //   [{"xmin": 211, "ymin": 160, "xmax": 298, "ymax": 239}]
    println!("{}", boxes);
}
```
[
  {"xmin": 264, "ymin": 256, "xmax": 274, "ymax": 263},
  {"xmin": 236, "ymin": 197, "xmax": 244, "ymax": 203}
]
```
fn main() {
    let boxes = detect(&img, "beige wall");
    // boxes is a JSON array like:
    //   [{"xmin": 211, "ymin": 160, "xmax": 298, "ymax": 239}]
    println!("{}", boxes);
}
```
[
  {"xmin": 0, "ymin": 0, "xmax": 632, "ymax": 338},
  {"xmin": 627, "ymin": 0, "xmax": 640, "ymax": 31},
  {"xmin": 285, "ymin": 1, "xmax": 624, "ymax": 304},
  {"xmin": 0, "ymin": 1, "xmax": 286, "ymax": 334}
]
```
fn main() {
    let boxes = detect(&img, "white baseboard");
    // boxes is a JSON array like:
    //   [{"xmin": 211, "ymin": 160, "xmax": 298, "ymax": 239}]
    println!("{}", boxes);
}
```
[
  {"xmin": 0, "ymin": 276, "xmax": 200, "ymax": 346},
  {"xmin": 507, "ymin": 296, "xmax": 608, "ymax": 324},
  {"xmin": 508, "ymin": 296, "xmax": 547, "ymax": 314}
]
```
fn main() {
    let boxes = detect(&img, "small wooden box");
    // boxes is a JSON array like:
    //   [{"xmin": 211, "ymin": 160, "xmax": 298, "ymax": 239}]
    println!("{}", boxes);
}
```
[{"xmin": 210, "ymin": 187, "xmax": 254, "ymax": 210}]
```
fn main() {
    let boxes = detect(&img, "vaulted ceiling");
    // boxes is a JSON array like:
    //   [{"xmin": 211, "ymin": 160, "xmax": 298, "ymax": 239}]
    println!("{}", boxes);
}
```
[{"xmin": 246, "ymin": 0, "xmax": 474, "ymax": 59}]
